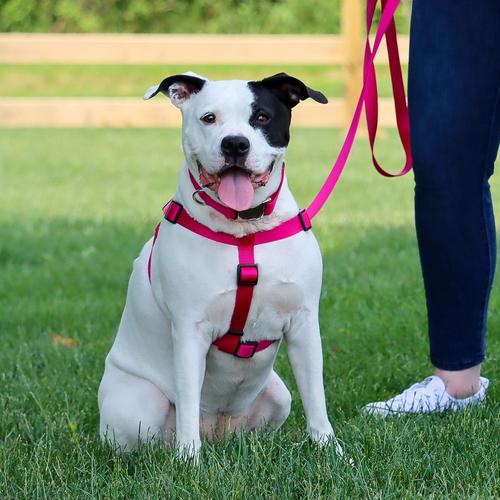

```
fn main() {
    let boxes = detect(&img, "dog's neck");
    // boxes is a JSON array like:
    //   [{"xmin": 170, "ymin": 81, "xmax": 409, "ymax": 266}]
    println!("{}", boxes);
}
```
[{"xmin": 174, "ymin": 163, "xmax": 299, "ymax": 238}]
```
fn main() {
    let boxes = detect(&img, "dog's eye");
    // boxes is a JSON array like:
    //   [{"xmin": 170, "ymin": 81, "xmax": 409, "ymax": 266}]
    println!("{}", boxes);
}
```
[
  {"xmin": 200, "ymin": 113, "xmax": 216, "ymax": 124},
  {"xmin": 256, "ymin": 112, "xmax": 271, "ymax": 124}
]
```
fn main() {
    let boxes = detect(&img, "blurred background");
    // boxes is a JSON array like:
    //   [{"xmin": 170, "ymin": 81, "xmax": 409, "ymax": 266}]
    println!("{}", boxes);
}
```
[{"xmin": 0, "ymin": 0, "xmax": 412, "ymax": 127}]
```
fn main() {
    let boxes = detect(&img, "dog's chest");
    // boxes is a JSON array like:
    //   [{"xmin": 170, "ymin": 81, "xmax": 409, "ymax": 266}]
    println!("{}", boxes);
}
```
[
  {"xmin": 156, "ymin": 226, "xmax": 319, "ymax": 340},
  {"xmin": 205, "ymin": 270, "xmax": 304, "ymax": 338},
  {"xmin": 198, "ymin": 245, "xmax": 306, "ymax": 340}
]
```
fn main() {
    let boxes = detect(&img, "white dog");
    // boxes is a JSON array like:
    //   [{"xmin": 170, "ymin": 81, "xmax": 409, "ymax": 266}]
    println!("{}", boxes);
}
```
[{"xmin": 98, "ymin": 72, "xmax": 342, "ymax": 460}]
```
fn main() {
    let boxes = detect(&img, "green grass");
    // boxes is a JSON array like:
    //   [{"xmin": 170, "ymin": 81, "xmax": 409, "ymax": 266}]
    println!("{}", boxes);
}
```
[
  {"xmin": 0, "ymin": 128, "xmax": 498, "ymax": 498},
  {"xmin": 0, "ymin": 64, "xmax": 406, "ymax": 98}
]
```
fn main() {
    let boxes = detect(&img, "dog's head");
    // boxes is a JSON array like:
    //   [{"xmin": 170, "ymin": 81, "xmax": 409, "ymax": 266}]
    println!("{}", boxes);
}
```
[{"xmin": 144, "ymin": 72, "xmax": 327, "ymax": 211}]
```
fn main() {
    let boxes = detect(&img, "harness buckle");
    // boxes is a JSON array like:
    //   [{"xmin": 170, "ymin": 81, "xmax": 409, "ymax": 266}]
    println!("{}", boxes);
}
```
[
  {"xmin": 234, "ymin": 340, "xmax": 258, "ymax": 358},
  {"xmin": 237, "ymin": 264, "xmax": 259, "ymax": 286},
  {"xmin": 164, "ymin": 201, "xmax": 183, "ymax": 224},
  {"xmin": 298, "ymin": 209, "xmax": 312, "ymax": 231}
]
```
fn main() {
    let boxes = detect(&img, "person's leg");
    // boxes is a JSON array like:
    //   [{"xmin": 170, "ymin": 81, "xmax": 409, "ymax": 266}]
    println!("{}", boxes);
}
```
[
  {"xmin": 364, "ymin": 0, "xmax": 500, "ymax": 415},
  {"xmin": 409, "ymin": 0, "xmax": 500, "ymax": 396}
]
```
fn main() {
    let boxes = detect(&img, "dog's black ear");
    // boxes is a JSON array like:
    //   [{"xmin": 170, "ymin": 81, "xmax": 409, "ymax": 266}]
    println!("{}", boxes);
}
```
[
  {"xmin": 257, "ymin": 72, "xmax": 328, "ymax": 108},
  {"xmin": 143, "ymin": 73, "xmax": 206, "ymax": 108}
]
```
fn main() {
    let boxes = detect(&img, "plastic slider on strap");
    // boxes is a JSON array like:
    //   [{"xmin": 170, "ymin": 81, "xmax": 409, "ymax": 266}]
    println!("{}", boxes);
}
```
[
  {"xmin": 237, "ymin": 264, "xmax": 259, "ymax": 286},
  {"xmin": 298, "ymin": 209, "xmax": 312, "ymax": 231},
  {"xmin": 234, "ymin": 340, "xmax": 258, "ymax": 358},
  {"xmin": 164, "ymin": 201, "xmax": 183, "ymax": 224},
  {"xmin": 227, "ymin": 329, "xmax": 244, "ymax": 336}
]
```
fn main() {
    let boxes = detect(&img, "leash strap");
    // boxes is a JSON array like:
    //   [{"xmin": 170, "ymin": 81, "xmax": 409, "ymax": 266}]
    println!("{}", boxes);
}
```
[
  {"xmin": 148, "ymin": 0, "xmax": 411, "ymax": 358},
  {"xmin": 307, "ymin": 0, "xmax": 411, "ymax": 219},
  {"xmin": 365, "ymin": 0, "xmax": 412, "ymax": 177}
]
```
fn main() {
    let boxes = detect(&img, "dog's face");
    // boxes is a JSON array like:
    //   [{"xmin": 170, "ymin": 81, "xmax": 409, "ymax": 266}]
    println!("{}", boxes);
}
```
[{"xmin": 144, "ymin": 73, "xmax": 327, "ymax": 211}]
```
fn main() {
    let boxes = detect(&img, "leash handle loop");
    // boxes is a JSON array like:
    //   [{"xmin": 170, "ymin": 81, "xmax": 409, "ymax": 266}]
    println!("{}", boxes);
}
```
[
  {"xmin": 364, "ymin": 0, "xmax": 412, "ymax": 177},
  {"xmin": 307, "ymin": 0, "xmax": 411, "ymax": 219}
]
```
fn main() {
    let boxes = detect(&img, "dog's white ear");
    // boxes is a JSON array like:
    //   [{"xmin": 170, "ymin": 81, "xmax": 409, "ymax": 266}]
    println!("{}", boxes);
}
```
[{"xmin": 143, "ymin": 73, "xmax": 207, "ymax": 108}]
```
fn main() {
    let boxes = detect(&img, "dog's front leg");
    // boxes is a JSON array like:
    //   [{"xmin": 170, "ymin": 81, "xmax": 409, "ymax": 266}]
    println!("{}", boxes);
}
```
[
  {"xmin": 172, "ymin": 322, "xmax": 211, "ymax": 463},
  {"xmin": 286, "ymin": 311, "xmax": 341, "ymax": 452}
]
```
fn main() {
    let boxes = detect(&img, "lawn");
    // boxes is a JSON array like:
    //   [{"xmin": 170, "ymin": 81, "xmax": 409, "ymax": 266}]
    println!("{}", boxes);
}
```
[{"xmin": 0, "ymin": 128, "xmax": 498, "ymax": 498}]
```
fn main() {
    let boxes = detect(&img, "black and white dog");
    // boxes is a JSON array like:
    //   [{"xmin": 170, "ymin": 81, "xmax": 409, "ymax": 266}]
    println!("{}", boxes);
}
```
[{"xmin": 98, "ymin": 72, "xmax": 342, "ymax": 461}]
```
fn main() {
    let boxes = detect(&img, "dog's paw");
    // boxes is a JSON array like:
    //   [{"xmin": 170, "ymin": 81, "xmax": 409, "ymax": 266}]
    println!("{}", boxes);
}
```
[
  {"xmin": 176, "ymin": 440, "xmax": 201, "ymax": 466},
  {"xmin": 308, "ymin": 425, "xmax": 351, "ymax": 462},
  {"xmin": 308, "ymin": 423, "xmax": 335, "ymax": 446}
]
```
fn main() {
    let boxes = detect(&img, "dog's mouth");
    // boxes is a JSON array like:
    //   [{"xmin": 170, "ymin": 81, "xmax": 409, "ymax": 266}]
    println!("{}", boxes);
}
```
[{"xmin": 196, "ymin": 160, "xmax": 274, "ymax": 211}]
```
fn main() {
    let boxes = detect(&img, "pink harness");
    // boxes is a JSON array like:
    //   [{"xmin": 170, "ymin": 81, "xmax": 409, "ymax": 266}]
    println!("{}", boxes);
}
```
[{"xmin": 148, "ymin": 0, "xmax": 411, "ymax": 359}]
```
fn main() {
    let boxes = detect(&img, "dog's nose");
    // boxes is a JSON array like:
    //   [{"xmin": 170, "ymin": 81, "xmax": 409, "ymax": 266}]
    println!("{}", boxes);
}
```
[{"xmin": 221, "ymin": 135, "xmax": 250, "ymax": 157}]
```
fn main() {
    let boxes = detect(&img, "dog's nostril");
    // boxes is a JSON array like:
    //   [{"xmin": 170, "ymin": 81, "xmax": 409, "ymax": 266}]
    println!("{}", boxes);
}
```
[{"xmin": 221, "ymin": 135, "xmax": 250, "ymax": 157}]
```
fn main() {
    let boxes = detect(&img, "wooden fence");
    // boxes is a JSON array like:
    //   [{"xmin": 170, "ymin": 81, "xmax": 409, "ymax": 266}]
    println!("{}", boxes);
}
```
[{"xmin": 0, "ymin": 1, "xmax": 409, "ymax": 128}]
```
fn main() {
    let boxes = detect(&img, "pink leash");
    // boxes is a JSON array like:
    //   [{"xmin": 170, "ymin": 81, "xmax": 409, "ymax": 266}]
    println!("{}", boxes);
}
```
[
  {"xmin": 307, "ymin": 0, "xmax": 412, "ymax": 219},
  {"xmin": 149, "ymin": 0, "xmax": 412, "ymax": 359}
]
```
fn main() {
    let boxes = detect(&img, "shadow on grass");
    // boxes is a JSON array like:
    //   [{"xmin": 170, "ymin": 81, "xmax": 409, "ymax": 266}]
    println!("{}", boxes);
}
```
[
  {"xmin": 2, "ymin": 216, "xmax": 498, "ymax": 400},
  {"xmin": 1, "ymin": 218, "xmax": 498, "ymax": 424}
]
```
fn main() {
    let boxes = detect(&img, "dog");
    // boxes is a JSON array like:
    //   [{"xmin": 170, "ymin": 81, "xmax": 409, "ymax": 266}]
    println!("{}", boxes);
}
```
[{"xmin": 98, "ymin": 72, "xmax": 342, "ymax": 461}]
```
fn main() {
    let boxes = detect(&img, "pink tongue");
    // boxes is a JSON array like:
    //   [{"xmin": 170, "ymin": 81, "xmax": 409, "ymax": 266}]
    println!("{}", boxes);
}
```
[{"xmin": 217, "ymin": 168, "xmax": 254, "ymax": 211}]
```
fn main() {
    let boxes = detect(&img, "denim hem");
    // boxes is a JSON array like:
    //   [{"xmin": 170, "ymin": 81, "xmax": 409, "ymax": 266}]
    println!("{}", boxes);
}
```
[{"xmin": 430, "ymin": 355, "xmax": 485, "ymax": 371}]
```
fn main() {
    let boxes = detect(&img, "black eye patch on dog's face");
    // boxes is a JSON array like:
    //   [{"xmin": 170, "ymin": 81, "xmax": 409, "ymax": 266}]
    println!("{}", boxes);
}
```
[
  {"xmin": 248, "ymin": 73, "xmax": 327, "ymax": 148},
  {"xmin": 247, "ymin": 83, "xmax": 292, "ymax": 148}
]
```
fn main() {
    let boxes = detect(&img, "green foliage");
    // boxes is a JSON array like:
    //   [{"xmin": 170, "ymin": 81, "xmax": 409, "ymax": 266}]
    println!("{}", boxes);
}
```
[
  {"xmin": 0, "ymin": 0, "xmax": 411, "ymax": 34},
  {"xmin": 0, "ymin": 128, "xmax": 498, "ymax": 497}
]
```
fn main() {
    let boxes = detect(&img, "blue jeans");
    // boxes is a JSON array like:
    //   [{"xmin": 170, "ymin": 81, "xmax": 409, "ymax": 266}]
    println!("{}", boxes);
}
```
[{"xmin": 408, "ymin": 1, "xmax": 500, "ymax": 370}]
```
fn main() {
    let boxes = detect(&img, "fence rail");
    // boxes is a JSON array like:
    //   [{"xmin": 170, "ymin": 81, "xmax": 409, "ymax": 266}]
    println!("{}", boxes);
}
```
[
  {"xmin": 0, "ymin": 2, "xmax": 409, "ymax": 128},
  {"xmin": 0, "ymin": 96, "xmax": 399, "ymax": 128},
  {"xmin": 0, "ymin": 33, "xmax": 408, "ymax": 65}
]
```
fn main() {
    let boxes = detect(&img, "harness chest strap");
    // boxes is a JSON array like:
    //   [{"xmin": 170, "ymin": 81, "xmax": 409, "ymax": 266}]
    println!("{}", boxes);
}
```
[
  {"xmin": 148, "ymin": 200, "xmax": 312, "ymax": 359},
  {"xmin": 212, "ymin": 235, "xmax": 275, "ymax": 358}
]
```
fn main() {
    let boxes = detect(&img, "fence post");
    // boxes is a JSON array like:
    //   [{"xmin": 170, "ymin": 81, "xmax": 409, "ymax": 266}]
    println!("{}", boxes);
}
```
[{"xmin": 342, "ymin": 0, "xmax": 364, "ymax": 130}]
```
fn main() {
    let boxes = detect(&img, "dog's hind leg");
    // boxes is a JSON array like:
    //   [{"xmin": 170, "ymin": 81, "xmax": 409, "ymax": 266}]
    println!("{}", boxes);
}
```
[
  {"xmin": 98, "ymin": 367, "xmax": 172, "ymax": 451},
  {"xmin": 200, "ymin": 371, "xmax": 290, "ymax": 440},
  {"xmin": 245, "ymin": 370, "xmax": 292, "ymax": 431},
  {"xmin": 212, "ymin": 371, "xmax": 291, "ymax": 437}
]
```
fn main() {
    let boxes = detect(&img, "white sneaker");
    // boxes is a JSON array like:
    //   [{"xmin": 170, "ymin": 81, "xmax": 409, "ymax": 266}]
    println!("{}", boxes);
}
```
[{"xmin": 362, "ymin": 375, "xmax": 490, "ymax": 416}]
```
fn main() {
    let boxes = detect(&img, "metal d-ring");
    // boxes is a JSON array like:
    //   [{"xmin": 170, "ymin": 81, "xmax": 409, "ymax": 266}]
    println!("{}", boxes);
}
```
[{"xmin": 192, "ymin": 189, "xmax": 206, "ymax": 205}]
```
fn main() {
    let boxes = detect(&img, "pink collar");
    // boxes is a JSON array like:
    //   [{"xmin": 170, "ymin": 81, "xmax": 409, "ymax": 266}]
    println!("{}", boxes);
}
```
[{"xmin": 188, "ymin": 163, "xmax": 285, "ymax": 220}]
